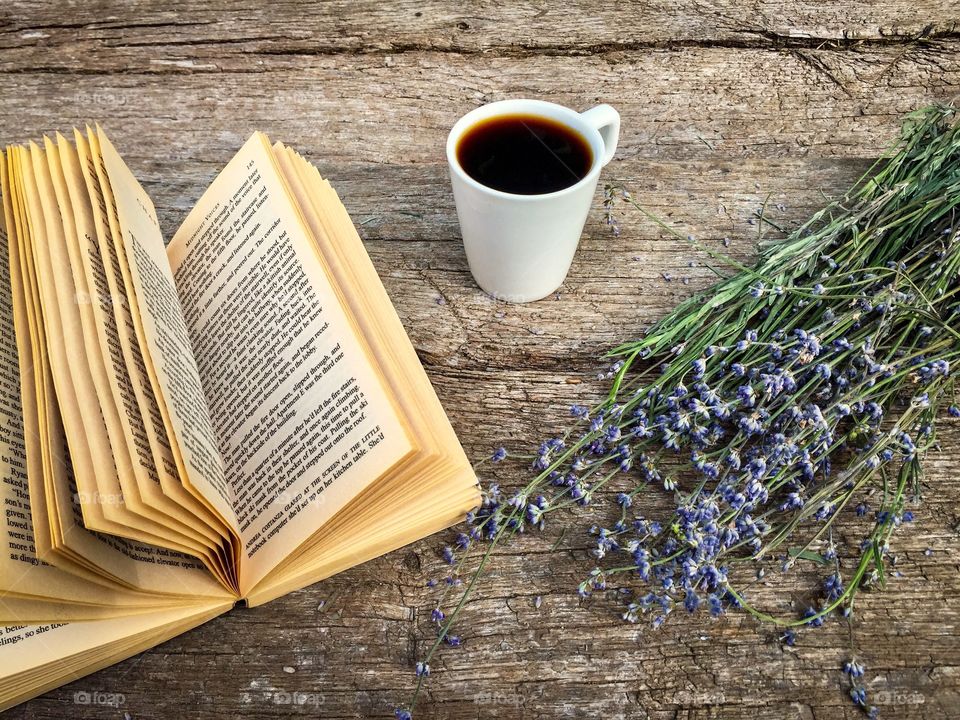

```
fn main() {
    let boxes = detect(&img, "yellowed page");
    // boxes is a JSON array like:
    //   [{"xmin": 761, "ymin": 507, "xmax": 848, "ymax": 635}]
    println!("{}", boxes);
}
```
[
  {"xmin": 0, "ymin": 180, "xmax": 147, "ymax": 607},
  {"xmin": 0, "ymin": 592, "xmax": 188, "ymax": 623},
  {"xmin": 5, "ymin": 149, "xmax": 66, "ymax": 549},
  {"xmin": 17, "ymin": 144, "xmax": 207, "ymax": 564},
  {"xmin": 8, "ymin": 148, "xmax": 229, "ymax": 597},
  {"xmin": 49, "ymin": 135, "xmax": 232, "ymax": 554},
  {"xmin": 168, "ymin": 132, "xmax": 413, "ymax": 593},
  {"xmin": 5, "ymin": 147, "xmax": 113, "ymax": 583},
  {"xmin": 246, "ymin": 149, "xmax": 478, "ymax": 604},
  {"xmin": 73, "ymin": 132, "xmax": 236, "ymax": 588},
  {"xmin": 92, "ymin": 130, "xmax": 239, "ymax": 548},
  {"xmin": 0, "ymin": 599, "xmax": 233, "ymax": 712},
  {"xmin": 56, "ymin": 134, "xmax": 234, "ymax": 590},
  {"xmin": 27, "ymin": 141, "xmax": 222, "ymax": 559},
  {"xmin": 0, "ymin": 154, "xmax": 223, "ymax": 613},
  {"xmin": 42, "ymin": 140, "xmax": 222, "ymax": 552},
  {"xmin": 67, "ymin": 133, "xmax": 214, "ymax": 555}
]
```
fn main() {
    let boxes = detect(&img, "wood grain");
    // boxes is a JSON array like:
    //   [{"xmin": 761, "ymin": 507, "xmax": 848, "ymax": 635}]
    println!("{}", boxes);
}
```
[
  {"xmin": 1, "ymin": 2, "xmax": 959, "ymax": 719},
  {"xmin": 0, "ymin": 0, "xmax": 957, "ymax": 71}
]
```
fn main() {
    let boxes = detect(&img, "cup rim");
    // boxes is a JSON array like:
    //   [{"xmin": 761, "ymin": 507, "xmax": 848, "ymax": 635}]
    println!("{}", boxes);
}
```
[{"xmin": 446, "ymin": 99, "xmax": 606, "ymax": 201}]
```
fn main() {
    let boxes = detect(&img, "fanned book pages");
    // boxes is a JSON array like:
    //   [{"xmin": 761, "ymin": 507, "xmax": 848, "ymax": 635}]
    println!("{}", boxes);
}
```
[{"xmin": 0, "ymin": 127, "xmax": 480, "ymax": 710}]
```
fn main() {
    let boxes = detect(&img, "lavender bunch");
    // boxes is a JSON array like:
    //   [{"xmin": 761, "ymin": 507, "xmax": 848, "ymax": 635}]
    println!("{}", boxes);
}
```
[{"xmin": 397, "ymin": 105, "xmax": 960, "ymax": 719}]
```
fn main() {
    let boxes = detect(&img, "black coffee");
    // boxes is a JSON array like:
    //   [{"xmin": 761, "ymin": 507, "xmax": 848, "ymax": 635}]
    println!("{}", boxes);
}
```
[{"xmin": 456, "ymin": 114, "xmax": 593, "ymax": 195}]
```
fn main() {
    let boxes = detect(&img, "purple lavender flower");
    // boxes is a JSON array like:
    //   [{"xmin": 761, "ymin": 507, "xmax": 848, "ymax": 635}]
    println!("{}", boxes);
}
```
[
  {"xmin": 737, "ymin": 384, "xmax": 756, "ymax": 408},
  {"xmin": 707, "ymin": 594, "xmax": 724, "ymax": 617},
  {"xmin": 571, "ymin": 404, "xmax": 590, "ymax": 419},
  {"xmin": 780, "ymin": 492, "xmax": 805, "ymax": 511},
  {"xmin": 692, "ymin": 358, "xmax": 707, "ymax": 378},
  {"xmin": 843, "ymin": 659, "xmax": 865, "ymax": 678},
  {"xmin": 824, "ymin": 573, "xmax": 844, "ymax": 601}
]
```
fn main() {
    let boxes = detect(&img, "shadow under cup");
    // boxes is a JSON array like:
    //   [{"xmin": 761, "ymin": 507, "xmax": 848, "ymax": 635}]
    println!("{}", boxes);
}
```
[{"xmin": 446, "ymin": 99, "xmax": 619, "ymax": 303}]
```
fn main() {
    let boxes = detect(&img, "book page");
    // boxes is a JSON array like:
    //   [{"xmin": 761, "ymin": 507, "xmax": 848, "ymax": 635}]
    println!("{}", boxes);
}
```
[
  {"xmin": 93, "ymin": 129, "xmax": 239, "ymax": 543},
  {"xmin": 168, "ymin": 132, "xmax": 413, "ymax": 592},
  {"xmin": 15, "ymin": 143, "xmax": 166, "ymax": 550},
  {"xmin": 0, "ymin": 599, "xmax": 233, "ymax": 712},
  {"xmin": 52, "ymin": 136, "xmax": 232, "ymax": 550},
  {"xmin": 16, "ymin": 140, "xmax": 225, "ymax": 574},
  {"xmin": 245, "ymin": 148, "xmax": 479, "ymax": 604},
  {"xmin": 0, "ymin": 214, "xmax": 130, "ymax": 607},
  {"xmin": 2, "ymin": 147, "xmax": 232, "ymax": 601},
  {"xmin": 0, "ymin": 600, "xmax": 229, "ymax": 678},
  {"xmin": 50, "ymin": 134, "xmax": 229, "ymax": 557},
  {"xmin": 28, "ymin": 139, "xmax": 223, "ymax": 562}
]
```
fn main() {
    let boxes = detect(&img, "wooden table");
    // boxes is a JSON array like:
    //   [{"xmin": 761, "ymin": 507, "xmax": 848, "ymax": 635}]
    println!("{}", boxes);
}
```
[{"xmin": 2, "ymin": 2, "xmax": 959, "ymax": 718}]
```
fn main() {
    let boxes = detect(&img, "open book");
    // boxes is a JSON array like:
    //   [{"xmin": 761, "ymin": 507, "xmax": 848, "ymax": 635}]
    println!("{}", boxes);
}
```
[{"xmin": 0, "ymin": 127, "xmax": 479, "ymax": 710}]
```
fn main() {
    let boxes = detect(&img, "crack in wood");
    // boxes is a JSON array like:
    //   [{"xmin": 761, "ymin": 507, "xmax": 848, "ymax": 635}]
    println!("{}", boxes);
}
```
[{"xmin": 0, "ymin": 27, "xmax": 958, "ymax": 79}]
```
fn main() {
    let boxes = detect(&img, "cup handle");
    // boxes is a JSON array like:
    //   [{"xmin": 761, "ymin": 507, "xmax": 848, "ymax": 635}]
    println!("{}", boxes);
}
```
[{"xmin": 580, "ymin": 105, "xmax": 620, "ymax": 167}]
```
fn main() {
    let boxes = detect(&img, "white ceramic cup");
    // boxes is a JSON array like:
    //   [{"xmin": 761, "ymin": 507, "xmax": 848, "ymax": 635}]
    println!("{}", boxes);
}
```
[{"xmin": 446, "ymin": 99, "xmax": 620, "ymax": 303}]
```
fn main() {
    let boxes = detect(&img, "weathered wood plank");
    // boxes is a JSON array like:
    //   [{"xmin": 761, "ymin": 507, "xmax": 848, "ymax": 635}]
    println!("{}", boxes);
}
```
[
  {"xmin": 0, "ymin": 0, "xmax": 958, "ymax": 74},
  {"xmin": 0, "ymin": 45, "xmax": 956, "ymax": 162},
  {"xmin": 1, "ymin": 2, "xmax": 958, "ymax": 719}
]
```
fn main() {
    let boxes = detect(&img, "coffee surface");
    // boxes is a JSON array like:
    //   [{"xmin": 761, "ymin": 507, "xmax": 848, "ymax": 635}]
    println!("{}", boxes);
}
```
[{"xmin": 456, "ymin": 114, "xmax": 592, "ymax": 195}]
